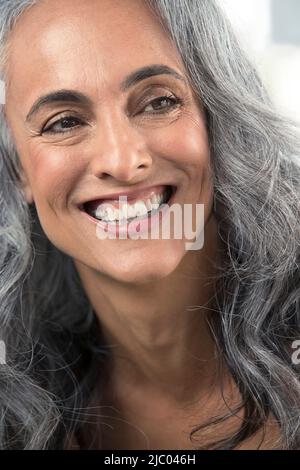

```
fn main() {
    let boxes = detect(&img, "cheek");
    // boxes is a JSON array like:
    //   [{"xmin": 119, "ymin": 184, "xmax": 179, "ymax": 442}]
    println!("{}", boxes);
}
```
[
  {"xmin": 149, "ymin": 112, "xmax": 210, "ymax": 170},
  {"xmin": 24, "ymin": 147, "xmax": 87, "ymax": 254},
  {"xmin": 173, "ymin": 127, "xmax": 210, "ymax": 169},
  {"xmin": 27, "ymin": 147, "xmax": 84, "ymax": 211}
]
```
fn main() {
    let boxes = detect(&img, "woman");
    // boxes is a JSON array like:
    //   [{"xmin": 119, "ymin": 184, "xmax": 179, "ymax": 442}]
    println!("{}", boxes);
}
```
[{"xmin": 0, "ymin": 0, "xmax": 299, "ymax": 450}]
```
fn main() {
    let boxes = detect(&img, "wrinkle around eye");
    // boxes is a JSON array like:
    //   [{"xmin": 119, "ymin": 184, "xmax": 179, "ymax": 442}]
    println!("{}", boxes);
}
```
[
  {"xmin": 33, "ymin": 131, "xmax": 90, "ymax": 147},
  {"xmin": 134, "ymin": 106, "xmax": 184, "ymax": 128}
]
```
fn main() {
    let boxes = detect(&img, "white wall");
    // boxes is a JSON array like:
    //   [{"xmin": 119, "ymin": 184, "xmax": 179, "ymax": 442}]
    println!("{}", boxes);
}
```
[
  {"xmin": 220, "ymin": 0, "xmax": 272, "ymax": 58},
  {"xmin": 218, "ymin": 0, "xmax": 300, "ymax": 123}
]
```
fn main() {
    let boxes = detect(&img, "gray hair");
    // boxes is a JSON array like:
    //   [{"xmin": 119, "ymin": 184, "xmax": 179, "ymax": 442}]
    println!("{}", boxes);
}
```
[{"xmin": 0, "ymin": 0, "xmax": 299, "ymax": 449}]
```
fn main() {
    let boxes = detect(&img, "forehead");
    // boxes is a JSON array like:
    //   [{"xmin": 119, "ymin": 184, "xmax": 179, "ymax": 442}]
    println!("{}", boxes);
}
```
[{"xmin": 6, "ymin": 0, "xmax": 184, "ymax": 107}]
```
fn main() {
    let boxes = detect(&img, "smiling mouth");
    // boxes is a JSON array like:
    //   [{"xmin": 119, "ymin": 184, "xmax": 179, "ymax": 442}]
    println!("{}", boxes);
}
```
[{"xmin": 81, "ymin": 185, "xmax": 176, "ymax": 224}]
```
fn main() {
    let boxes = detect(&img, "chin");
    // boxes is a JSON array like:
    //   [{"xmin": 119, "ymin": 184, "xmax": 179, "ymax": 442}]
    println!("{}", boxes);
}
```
[{"xmin": 99, "ymin": 240, "xmax": 185, "ymax": 285}]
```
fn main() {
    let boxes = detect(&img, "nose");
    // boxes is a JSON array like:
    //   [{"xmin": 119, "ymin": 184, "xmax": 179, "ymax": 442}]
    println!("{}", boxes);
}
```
[{"xmin": 89, "ymin": 111, "xmax": 153, "ymax": 183}]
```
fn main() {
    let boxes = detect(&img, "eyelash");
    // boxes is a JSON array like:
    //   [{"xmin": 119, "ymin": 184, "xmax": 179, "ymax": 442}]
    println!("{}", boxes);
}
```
[{"xmin": 42, "ymin": 94, "xmax": 183, "ymax": 135}]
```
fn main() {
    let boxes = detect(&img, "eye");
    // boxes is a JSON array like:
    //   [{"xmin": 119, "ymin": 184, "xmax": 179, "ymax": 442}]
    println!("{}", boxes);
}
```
[
  {"xmin": 42, "ymin": 115, "xmax": 85, "ymax": 135},
  {"xmin": 142, "ymin": 94, "xmax": 183, "ymax": 114}
]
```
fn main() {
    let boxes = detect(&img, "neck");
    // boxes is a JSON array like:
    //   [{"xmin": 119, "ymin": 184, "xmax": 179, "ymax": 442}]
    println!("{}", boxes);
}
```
[{"xmin": 74, "ymin": 214, "xmax": 223, "ymax": 405}]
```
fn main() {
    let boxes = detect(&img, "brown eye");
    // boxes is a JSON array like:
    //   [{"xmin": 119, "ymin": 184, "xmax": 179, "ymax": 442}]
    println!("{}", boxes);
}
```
[
  {"xmin": 43, "ymin": 116, "xmax": 85, "ymax": 134},
  {"xmin": 143, "ymin": 95, "xmax": 183, "ymax": 114}
]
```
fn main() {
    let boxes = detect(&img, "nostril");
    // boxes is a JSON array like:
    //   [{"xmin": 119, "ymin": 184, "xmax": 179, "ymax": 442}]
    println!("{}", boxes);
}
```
[{"xmin": 98, "ymin": 173, "xmax": 112, "ymax": 181}]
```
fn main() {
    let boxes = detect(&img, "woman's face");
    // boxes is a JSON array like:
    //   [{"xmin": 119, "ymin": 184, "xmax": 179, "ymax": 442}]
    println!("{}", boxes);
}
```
[{"xmin": 5, "ymin": 0, "xmax": 214, "ymax": 284}]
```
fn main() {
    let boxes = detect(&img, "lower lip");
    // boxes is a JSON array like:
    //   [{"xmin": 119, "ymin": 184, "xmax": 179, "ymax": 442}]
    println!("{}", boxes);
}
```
[{"xmin": 81, "ymin": 188, "xmax": 176, "ymax": 238}]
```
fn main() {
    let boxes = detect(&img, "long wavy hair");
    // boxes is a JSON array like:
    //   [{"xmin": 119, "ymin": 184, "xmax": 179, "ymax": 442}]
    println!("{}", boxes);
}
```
[{"xmin": 0, "ymin": 0, "xmax": 299, "ymax": 450}]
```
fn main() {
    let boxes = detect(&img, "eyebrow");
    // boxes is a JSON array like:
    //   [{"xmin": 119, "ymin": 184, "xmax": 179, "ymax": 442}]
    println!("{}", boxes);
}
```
[
  {"xmin": 120, "ymin": 64, "xmax": 185, "ymax": 91},
  {"xmin": 25, "ymin": 64, "xmax": 185, "ymax": 122}
]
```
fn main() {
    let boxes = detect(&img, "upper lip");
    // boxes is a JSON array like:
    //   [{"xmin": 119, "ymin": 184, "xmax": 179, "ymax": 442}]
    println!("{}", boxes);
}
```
[{"xmin": 78, "ymin": 183, "xmax": 176, "ymax": 207}]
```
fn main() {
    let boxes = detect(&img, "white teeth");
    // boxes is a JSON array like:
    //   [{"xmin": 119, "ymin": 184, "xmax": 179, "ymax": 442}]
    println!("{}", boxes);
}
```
[
  {"xmin": 95, "ymin": 207, "xmax": 104, "ymax": 219},
  {"xmin": 107, "ymin": 207, "xmax": 116, "ymax": 221},
  {"xmin": 145, "ymin": 198, "xmax": 152, "ymax": 211},
  {"xmin": 95, "ymin": 205, "xmax": 113, "ymax": 220},
  {"xmin": 150, "ymin": 193, "xmax": 164, "ymax": 210},
  {"xmin": 93, "ymin": 188, "xmax": 170, "ymax": 222},
  {"xmin": 127, "ymin": 205, "xmax": 137, "ymax": 219},
  {"xmin": 134, "ymin": 202, "xmax": 148, "ymax": 217},
  {"xmin": 119, "ymin": 205, "xmax": 128, "ymax": 220}
]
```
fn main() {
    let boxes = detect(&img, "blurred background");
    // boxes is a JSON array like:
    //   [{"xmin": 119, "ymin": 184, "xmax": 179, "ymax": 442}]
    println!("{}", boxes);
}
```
[{"xmin": 218, "ymin": 0, "xmax": 300, "ymax": 123}]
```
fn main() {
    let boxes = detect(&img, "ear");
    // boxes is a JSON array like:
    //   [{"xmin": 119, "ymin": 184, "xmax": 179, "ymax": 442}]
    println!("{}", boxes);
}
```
[{"xmin": 19, "ymin": 170, "xmax": 34, "ymax": 205}]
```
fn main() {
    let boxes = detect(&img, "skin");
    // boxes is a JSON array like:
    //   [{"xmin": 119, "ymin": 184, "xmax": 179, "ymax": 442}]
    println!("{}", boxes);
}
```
[{"xmin": 4, "ymin": 0, "xmax": 280, "ymax": 449}]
